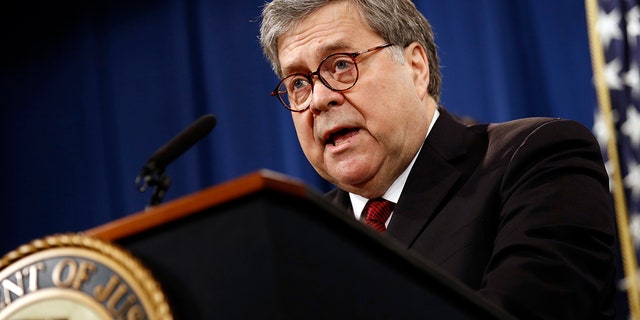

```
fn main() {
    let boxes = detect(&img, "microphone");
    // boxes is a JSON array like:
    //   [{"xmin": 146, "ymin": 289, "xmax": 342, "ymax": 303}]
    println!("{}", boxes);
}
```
[
  {"xmin": 136, "ymin": 114, "xmax": 217, "ymax": 206},
  {"xmin": 142, "ymin": 114, "xmax": 217, "ymax": 173}
]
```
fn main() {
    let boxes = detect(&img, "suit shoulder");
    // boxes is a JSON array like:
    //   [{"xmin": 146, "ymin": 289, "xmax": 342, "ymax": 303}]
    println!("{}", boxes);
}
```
[
  {"xmin": 487, "ymin": 117, "xmax": 558, "ymax": 135},
  {"xmin": 476, "ymin": 117, "xmax": 602, "ymax": 172},
  {"xmin": 485, "ymin": 117, "xmax": 597, "ymax": 146}
]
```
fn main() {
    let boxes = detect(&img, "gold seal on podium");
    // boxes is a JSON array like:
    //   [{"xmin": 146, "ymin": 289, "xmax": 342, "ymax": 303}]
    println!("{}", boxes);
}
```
[{"xmin": 0, "ymin": 233, "xmax": 172, "ymax": 320}]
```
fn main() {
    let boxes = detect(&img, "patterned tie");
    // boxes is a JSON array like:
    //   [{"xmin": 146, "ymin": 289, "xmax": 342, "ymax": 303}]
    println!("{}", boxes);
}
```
[{"xmin": 363, "ymin": 198, "xmax": 395, "ymax": 233}]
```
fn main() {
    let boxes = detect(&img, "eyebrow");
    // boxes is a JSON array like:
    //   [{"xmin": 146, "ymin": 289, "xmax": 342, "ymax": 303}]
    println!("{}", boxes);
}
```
[
  {"xmin": 281, "ymin": 41, "xmax": 355, "ymax": 76},
  {"xmin": 321, "ymin": 41, "xmax": 353, "ymax": 55}
]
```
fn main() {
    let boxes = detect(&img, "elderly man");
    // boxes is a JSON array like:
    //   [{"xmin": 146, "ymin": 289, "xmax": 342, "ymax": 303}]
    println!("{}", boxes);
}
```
[{"xmin": 259, "ymin": 0, "xmax": 616, "ymax": 318}]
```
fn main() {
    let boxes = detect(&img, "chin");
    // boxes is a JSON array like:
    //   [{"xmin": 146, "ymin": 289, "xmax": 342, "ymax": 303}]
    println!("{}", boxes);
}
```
[{"xmin": 329, "ymin": 170, "xmax": 374, "ymax": 190}]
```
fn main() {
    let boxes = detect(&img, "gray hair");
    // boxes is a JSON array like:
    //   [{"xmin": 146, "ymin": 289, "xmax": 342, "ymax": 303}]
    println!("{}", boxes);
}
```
[{"xmin": 259, "ymin": 0, "xmax": 441, "ymax": 102}]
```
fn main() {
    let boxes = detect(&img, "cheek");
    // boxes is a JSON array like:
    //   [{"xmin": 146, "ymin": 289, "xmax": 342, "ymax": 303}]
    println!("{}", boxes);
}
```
[
  {"xmin": 292, "ymin": 114, "xmax": 320, "ymax": 155},
  {"xmin": 292, "ymin": 112, "xmax": 313, "ymax": 136}
]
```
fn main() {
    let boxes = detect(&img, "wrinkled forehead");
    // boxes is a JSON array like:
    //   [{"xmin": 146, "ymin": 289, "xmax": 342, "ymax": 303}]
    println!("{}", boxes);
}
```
[{"xmin": 276, "ymin": 2, "xmax": 378, "ymax": 75}]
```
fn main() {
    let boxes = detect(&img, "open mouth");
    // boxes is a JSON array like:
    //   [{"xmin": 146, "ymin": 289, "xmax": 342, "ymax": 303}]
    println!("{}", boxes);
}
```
[{"xmin": 326, "ymin": 128, "xmax": 360, "ymax": 146}]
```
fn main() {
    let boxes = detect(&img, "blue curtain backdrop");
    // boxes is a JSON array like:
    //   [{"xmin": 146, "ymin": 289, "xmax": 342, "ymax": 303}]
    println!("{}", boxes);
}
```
[{"xmin": 0, "ymin": 1, "xmax": 595, "ymax": 254}]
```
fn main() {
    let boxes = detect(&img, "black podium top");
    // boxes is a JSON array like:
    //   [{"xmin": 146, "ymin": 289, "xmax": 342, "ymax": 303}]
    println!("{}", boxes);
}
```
[{"xmin": 87, "ymin": 170, "xmax": 513, "ymax": 319}]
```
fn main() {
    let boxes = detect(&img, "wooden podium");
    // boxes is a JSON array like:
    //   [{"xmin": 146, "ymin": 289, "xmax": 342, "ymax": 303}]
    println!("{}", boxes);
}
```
[{"xmin": 87, "ymin": 170, "xmax": 512, "ymax": 319}]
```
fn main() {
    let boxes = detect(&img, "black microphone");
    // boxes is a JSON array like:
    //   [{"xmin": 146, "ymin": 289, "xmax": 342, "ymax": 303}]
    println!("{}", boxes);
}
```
[
  {"xmin": 143, "ymin": 114, "xmax": 217, "ymax": 173},
  {"xmin": 136, "ymin": 114, "xmax": 217, "ymax": 206}
]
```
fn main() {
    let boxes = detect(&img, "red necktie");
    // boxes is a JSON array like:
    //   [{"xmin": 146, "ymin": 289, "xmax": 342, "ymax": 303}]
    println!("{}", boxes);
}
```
[{"xmin": 363, "ymin": 198, "xmax": 395, "ymax": 233}]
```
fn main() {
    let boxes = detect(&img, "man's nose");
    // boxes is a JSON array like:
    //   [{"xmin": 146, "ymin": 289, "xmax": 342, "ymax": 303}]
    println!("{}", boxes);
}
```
[{"xmin": 309, "ymin": 79, "xmax": 345, "ymax": 114}]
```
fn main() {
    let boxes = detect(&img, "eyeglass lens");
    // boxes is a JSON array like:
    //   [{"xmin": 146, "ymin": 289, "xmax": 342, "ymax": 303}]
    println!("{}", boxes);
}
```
[{"xmin": 277, "ymin": 54, "xmax": 358, "ymax": 111}]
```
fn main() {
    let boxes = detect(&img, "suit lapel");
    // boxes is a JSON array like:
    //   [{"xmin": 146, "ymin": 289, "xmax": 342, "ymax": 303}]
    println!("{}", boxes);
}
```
[
  {"xmin": 325, "ymin": 187, "xmax": 353, "ymax": 217},
  {"xmin": 386, "ymin": 109, "xmax": 468, "ymax": 248}
]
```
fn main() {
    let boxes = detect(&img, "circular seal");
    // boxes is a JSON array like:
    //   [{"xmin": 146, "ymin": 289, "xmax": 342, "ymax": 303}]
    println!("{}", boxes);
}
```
[{"xmin": 0, "ymin": 233, "xmax": 172, "ymax": 320}]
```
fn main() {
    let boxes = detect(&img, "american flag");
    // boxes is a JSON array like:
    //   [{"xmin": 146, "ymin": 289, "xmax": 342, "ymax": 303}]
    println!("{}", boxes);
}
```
[{"xmin": 587, "ymin": 0, "xmax": 640, "ymax": 318}]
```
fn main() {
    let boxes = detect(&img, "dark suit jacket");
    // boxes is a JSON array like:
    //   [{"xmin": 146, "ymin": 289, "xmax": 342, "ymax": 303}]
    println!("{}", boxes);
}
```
[{"xmin": 326, "ymin": 108, "xmax": 616, "ymax": 319}]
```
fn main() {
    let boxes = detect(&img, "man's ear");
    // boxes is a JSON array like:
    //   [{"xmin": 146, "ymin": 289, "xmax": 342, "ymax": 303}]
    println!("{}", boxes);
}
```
[{"xmin": 404, "ymin": 42, "xmax": 429, "ymax": 100}]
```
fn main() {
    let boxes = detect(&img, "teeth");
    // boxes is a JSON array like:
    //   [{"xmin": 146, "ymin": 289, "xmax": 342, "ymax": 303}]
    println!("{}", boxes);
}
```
[
  {"xmin": 334, "ymin": 135, "xmax": 348, "ymax": 146},
  {"xmin": 331, "ymin": 129, "xmax": 357, "ymax": 147},
  {"xmin": 335, "ymin": 138, "xmax": 347, "ymax": 146}
]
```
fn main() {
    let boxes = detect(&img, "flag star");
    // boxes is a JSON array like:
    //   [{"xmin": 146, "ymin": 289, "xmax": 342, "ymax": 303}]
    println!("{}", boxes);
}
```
[
  {"xmin": 617, "ymin": 265, "xmax": 640, "ymax": 291},
  {"xmin": 623, "ymin": 61, "xmax": 640, "ymax": 98},
  {"xmin": 628, "ymin": 213, "xmax": 640, "ymax": 248},
  {"xmin": 627, "ymin": 6, "xmax": 640, "ymax": 47},
  {"xmin": 621, "ymin": 106, "xmax": 640, "ymax": 149},
  {"xmin": 624, "ymin": 159, "xmax": 640, "ymax": 201},
  {"xmin": 593, "ymin": 110, "xmax": 611, "ymax": 149},
  {"xmin": 617, "ymin": 272, "xmax": 632, "ymax": 291},
  {"xmin": 598, "ymin": 8, "xmax": 623, "ymax": 47},
  {"xmin": 605, "ymin": 58, "xmax": 625, "ymax": 90}
]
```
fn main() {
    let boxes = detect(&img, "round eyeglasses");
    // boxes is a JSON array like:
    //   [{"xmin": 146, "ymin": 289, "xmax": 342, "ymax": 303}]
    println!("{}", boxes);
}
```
[{"xmin": 271, "ymin": 43, "xmax": 394, "ymax": 112}]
